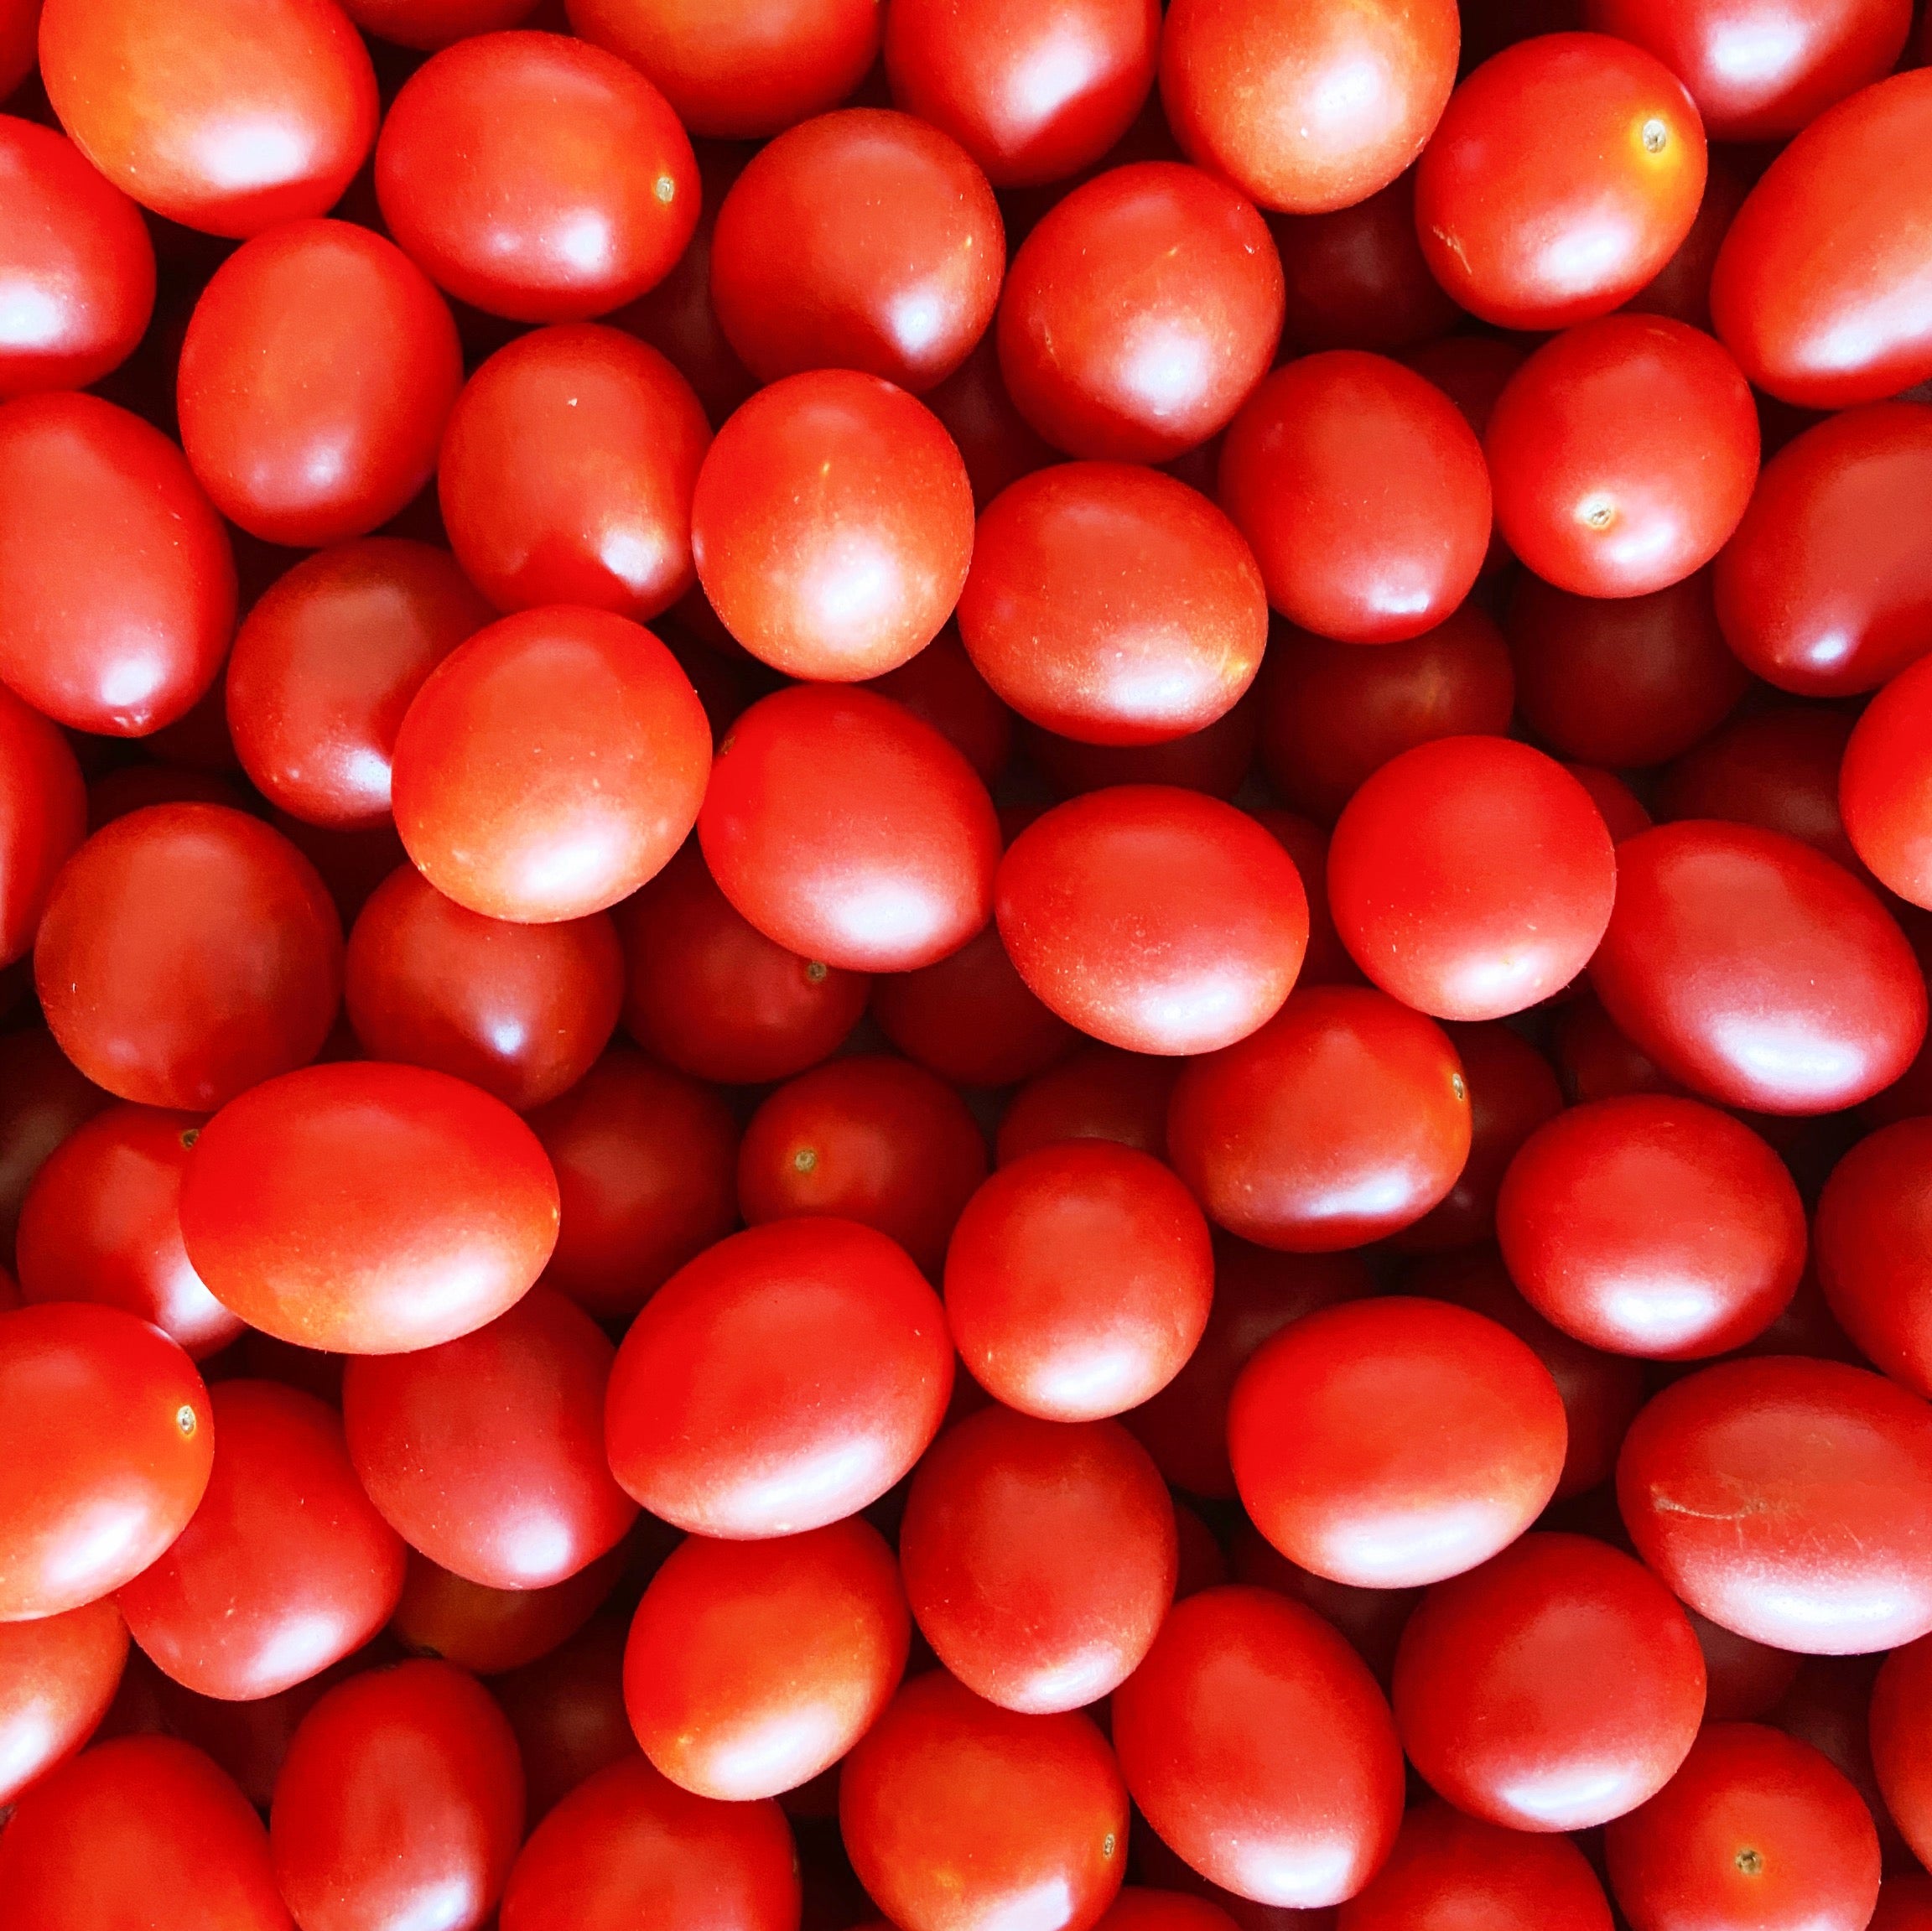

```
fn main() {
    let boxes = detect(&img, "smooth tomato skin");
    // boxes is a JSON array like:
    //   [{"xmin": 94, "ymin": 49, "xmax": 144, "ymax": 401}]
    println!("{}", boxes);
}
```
[
  {"xmin": 338, "ymin": 0, "xmax": 542, "ymax": 47},
  {"xmin": 1229, "ymin": 1296, "xmax": 1566, "ymax": 1589},
  {"xmin": 375, "ymin": 31, "xmax": 698, "ymax": 324},
  {"xmin": 697, "ymin": 684, "xmax": 1001, "ymax": 973},
  {"xmin": 996, "ymin": 161, "xmax": 1284, "ymax": 464},
  {"xmin": 996, "ymin": 1042, "xmax": 1182, "ymax": 1170},
  {"xmin": 623, "ymin": 1518, "xmax": 909, "ymax": 1800},
  {"xmin": 34, "ymin": 804, "xmax": 342, "ymax": 1111},
  {"xmin": 1844, "ymin": 651, "xmax": 1932, "ymax": 906},
  {"xmin": 1604, "ymin": 1724, "xmax": 1881, "ymax": 1931},
  {"xmin": 0, "ymin": 1596, "xmax": 126, "ymax": 1805},
  {"xmin": 390, "ymin": 1543, "xmax": 626, "ymax": 1678},
  {"xmin": 0, "ymin": 1028, "xmax": 109, "ymax": 1258},
  {"xmin": 900, "ymin": 1407, "xmax": 1177, "ymax": 1713},
  {"xmin": 491, "ymin": 1612, "xmax": 633, "ymax": 1822},
  {"xmin": 1158, "ymin": 0, "xmax": 1457, "ymax": 215},
  {"xmin": 995, "ymin": 786, "xmax": 1308, "ymax": 1056},
  {"xmin": 1166, "ymin": 984, "xmax": 1472, "ymax": 1251},
  {"xmin": 225, "ymin": 540, "xmax": 491, "ymax": 833},
  {"xmin": 1710, "ymin": 69, "xmax": 1932, "ymax": 408},
  {"xmin": 439, "ymin": 324, "xmax": 710, "ymax": 623},
  {"xmin": 1713, "ymin": 402, "xmax": 1932, "ymax": 698},
  {"xmin": 865, "ymin": 626, "xmax": 1016, "ymax": 787},
  {"xmin": 1691, "ymin": 1607, "xmax": 1802, "ymax": 1724},
  {"xmin": 0, "ymin": 1736, "xmax": 293, "ymax": 1931},
  {"xmin": 958, "ymin": 464, "xmax": 1266, "ymax": 746},
  {"xmin": 1218, "ymin": 352, "xmax": 1491, "ymax": 644},
  {"xmin": 0, "ymin": 116, "xmax": 153, "ymax": 397},
  {"xmin": 1025, "ymin": 694, "xmax": 1260, "ymax": 802},
  {"xmin": 179, "ymin": 1061, "xmax": 559, "ymax": 1355},
  {"xmin": 1872, "ymin": 1636, "xmax": 1932, "ymax": 1870},
  {"xmin": 0, "ymin": 680, "xmax": 84, "ymax": 966},
  {"xmin": 37, "ymin": 0, "xmax": 375, "ymax": 238},
  {"xmin": 1587, "ymin": 820, "xmax": 1926, "ymax": 1114},
  {"xmin": 1815, "ymin": 1118, "xmax": 1932, "ymax": 1398},
  {"xmin": 605, "ymin": 1218, "xmax": 953, "ymax": 1539},
  {"xmin": 1486, "ymin": 314, "xmax": 1757, "ymax": 599},
  {"xmin": 1393, "ymin": 1534, "xmax": 1705, "ymax": 1833},
  {"xmin": 392, "ymin": 606, "xmax": 712, "ymax": 925},
  {"xmin": 499, "ymin": 1752, "xmax": 800, "ymax": 1931},
  {"xmin": 925, "ymin": 332, "xmax": 1059, "ymax": 511},
  {"xmin": 0, "ymin": 392, "xmax": 234, "ymax": 736},
  {"xmin": 841, "ymin": 1670, "xmax": 1129, "ymax": 1931},
  {"xmin": 1112, "ymin": 1586, "xmax": 1403, "ymax": 1909},
  {"xmin": 691, "ymin": 370, "xmax": 974, "ymax": 680},
  {"xmin": 1623, "ymin": 146, "xmax": 1751, "ymax": 333},
  {"xmin": 1415, "ymin": 34, "xmax": 1706, "ymax": 331},
  {"xmin": 271, "ymin": 1659, "xmax": 524, "ymax": 1931},
  {"xmin": 1618, "ymin": 1357, "xmax": 1932, "ymax": 1653}
]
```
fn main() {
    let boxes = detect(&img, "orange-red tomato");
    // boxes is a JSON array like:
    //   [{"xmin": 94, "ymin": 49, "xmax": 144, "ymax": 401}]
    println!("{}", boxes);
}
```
[
  {"xmin": 0, "ymin": 1596, "xmax": 126, "ymax": 1806},
  {"xmin": 1843, "ymin": 651, "xmax": 1932, "ymax": 906}
]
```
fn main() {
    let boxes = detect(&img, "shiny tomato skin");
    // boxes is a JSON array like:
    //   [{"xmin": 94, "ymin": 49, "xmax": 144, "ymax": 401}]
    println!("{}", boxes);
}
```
[
  {"xmin": 390, "ymin": 1543, "xmax": 626, "ymax": 1678},
  {"xmin": 1618, "ymin": 1357, "xmax": 1932, "ymax": 1653},
  {"xmin": 0, "ymin": 680, "xmax": 85, "ymax": 966},
  {"xmin": 179, "ymin": 1061, "xmax": 559, "ymax": 1355},
  {"xmin": 1872, "ymin": 1635, "xmax": 1932, "ymax": 1871},
  {"xmin": 1844, "ymin": 651, "xmax": 1932, "ymax": 906},
  {"xmin": 1709, "ymin": 69, "xmax": 1932, "ymax": 408},
  {"xmin": 865, "ymin": 625, "xmax": 1016, "ymax": 787},
  {"xmin": 605, "ymin": 1218, "xmax": 953, "ymax": 1538},
  {"xmin": 1814, "ymin": 1118, "xmax": 1932, "ymax": 1398},
  {"xmin": 996, "ymin": 1042, "xmax": 1181, "ymax": 1170},
  {"xmin": 0, "ymin": 1596, "xmax": 126, "ymax": 1805},
  {"xmin": 0, "ymin": 1027, "xmax": 110, "ymax": 1258}
]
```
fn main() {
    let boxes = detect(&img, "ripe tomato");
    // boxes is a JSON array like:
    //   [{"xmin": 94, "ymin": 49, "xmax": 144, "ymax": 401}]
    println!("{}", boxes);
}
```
[
  {"xmin": 1813, "ymin": 1118, "xmax": 1932, "ymax": 1398},
  {"xmin": 1093, "ymin": 1892, "xmax": 1239, "ymax": 1931},
  {"xmin": 338, "ymin": 0, "xmax": 546, "ymax": 48},
  {"xmin": 996, "ymin": 1043, "xmax": 1181, "ymax": 1170},
  {"xmin": 1872, "ymin": 1635, "xmax": 1932, "ymax": 1871},
  {"xmin": 491, "ymin": 1613, "xmax": 634, "ymax": 1822},
  {"xmin": 0, "ymin": 681, "xmax": 84, "ymax": 967},
  {"xmin": 871, "ymin": 921, "xmax": 1076, "ymax": 1088},
  {"xmin": 1843, "ymin": 651, "xmax": 1932, "ymax": 905},
  {"xmin": 1026, "ymin": 693, "xmax": 1260, "ymax": 802},
  {"xmin": 391, "ymin": 1543, "xmax": 626, "ymax": 1678},
  {"xmin": 0, "ymin": 1596, "xmax": 127, "ymax": 1805},
  {"xmin": 0, "ymin": 1028, "xmax": 109, "ymax": 1255},
  {"xmin": 865, "ymin": 626, "xmax": 1016, "ymax": 786}
]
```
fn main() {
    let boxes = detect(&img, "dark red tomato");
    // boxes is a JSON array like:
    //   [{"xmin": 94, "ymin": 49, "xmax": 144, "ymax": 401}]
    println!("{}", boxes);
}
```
[
  {"xmin": 1159, "ymin": 0, "xmax": 1457, "ymax": 214},
  {"xmin": 1024, "ymin": 695, "xmax": 1260, "ymax": 802},
  {"xmin": 1415, "ymin": 34, "xmax": 1706, "ymax": 330},
  {"xmin": 35, "ymin": 805, "xmax": 341, "ymax": 1110},
  {"xmin": 1229, "ymin": 1520, "xmax": 1420, "ymax": 1689},
  {"xmin": 1872, "ymin": 1636, "xmax": 1932, "ymax": 1869},
  {"xmin": 1257, "ymin": 605, "xmax": 1515, "ymax": 824},
  {"xmin": 872, "ymin": 921, "xmax": 1076, "ymax": 1088},
  {"xmin": 491, "ymin": 1612, "xmax": 634, "ymax": 1822},
  {"xmin": 1709, "ymin": 70, "xmax": 1932, "ymax": 408},
  {"xmin": 1769, "ymin": 1653, "xmax": 1909, "ymax": 1876},
  {"xmin": 0, "ymin": 1028, "xmax": 109, "ymax": 1258},
  {"xmin": 1254, "ymin": 809, "xmax": 1355, "ymax": 987},
  {"xmin": 565, "ymin": 0, "xmax": 880, "ymax": 139},
  {"xmin": 1336, "ymin": 1799, "xmax": 1614, "ymax": 1931},
  {"xmin": 338, "ymin": 0, "xmax": 546, "ymax": 48},
  {"xmin": 699, "ymin": 684, "xmax": 1001, "ymax": 973},
  {"xmin": 0, "ymin": 1736, "xmax": 293, "ymax": 1931},
  {"xmin": 738, "ymin": 1056, "xmax": 986, "ymax": 1279},
  {"xmin": 1171, "ymin": 1505, "xmax": 1228, "ymax": 1604},
  {"xmin": 0, "ymin": 392, "xmax": 234, "ymax": 735},
  {"xmin": 1604, "ymin": 1725, "xmax": 1881, "ymax": 1931},
  {"xmin": 0, "ymin": 1596, "xmax": 125, "ymax": 1805},
  {"xmin": 1587, "ymin": 820, "xmax": 1925, "ymax": 1113},
  {"xmin": 995, "ymin": 786, "xmax": 1307, "ymax": 1056},
  {"xmin": 15, "ymin": 1103, "xmax": 238, "ymax": 1359},
  {"xmin": 1327, "ymin": 736, "xmax": 1615, "ymax": 1022},
  {"xmin": 391, "ymin": 1543, "xmax": 626, "ymax": 1678},
  {"xmin": 996, "ymin": 1043, "xmax": 1180, "ymax": 1168},
  {"xmin": 1712, "ymin": 402, "xmax": 1932, "ymax": 697},
  {"xmin": 392, "ymin": 606, "xmax": 711, "ymax": 924},
  {"xmin": 272, "ymin": 1659, "xmax": 524, "ymax": 1931},
  {"xmin": 38, "ymin": 0, "xmax": 375, "ymax": 237},
  {"xmin": 1507, "ymin": 568, "xmax": 1748, "ymax": 769},
  {"xmin": 89, "ymin": 764, "xmax": 247, "ymax": 831},
  {"xmin": 958, "ymin": 464, "xmax": 1265, "ymax": 745},
  {"xmin": 944, "ymin": 1140, "xmax": 1212, "ymax": 1421},
  {"xmin": 180, "ymin": 1062, "xmax": 558, "ymax": 1354},
  {"xmin": 842, "ymin": 1670, "xmax": 1128, "ymax": 1931},
  {"xmin": 272, "ymin": 816, "xmax": 409, "ymax": 927},
  {"xmin": 924, "ymin": 333, "xmax": 1059, "ymax": 511},
  {"xmin": 1486, "ymin": 314, "xmax": 1758, "ymax": 599},
  {"xmin": 1624, "ymin": 148, "xmax": 1751, "ymax": 333},
  {"xmin": 1093, "ymin": 1892, "xmax": 1239, "ymax": 1931},
  {"xmin": 0, "ymin": 681, "xmax": 84, "ymax": 966},
  {"xmin": 1113, "ymin": 1586, "xmax": 1402, "ymax": 1908},
  {"xmin": 439, "ymin": 324, "xmax": 710, "ymax": 623},
  {"xmin": 1877, "ymin": 1877, "xmax": 1932, "ymax": 1931},
  {"xmin": 623, "ymin": 1518, "xmax": 908, "ymax": 1800},
  {"xmin": 996, "ymin": 161, "xmax": 1282, "ymax": 464},
  {"xmin": 0, "ymin": 117, "xmax": 153, "ymax": 397},
  {"xmin": 1846, "ymin": 651, "xmax": 1932, "ymax": 906},
  {"xmin": 690, "ymin": 370, "xmax": 974, "ymax": 680},
  {"xmin": 1168, "ymin": 984, "xmax": 1471, "ymax": 1250},
  {"xmin": 376, "ymin": 31, "xmax": 697, "ymax": 324},
  {"xmin": 525, "ymin": 1045, "xmax": 738, "ymax": 1321},
  {"xmin": 1690, "ymin": 1606, "xmax": 1802, "ymax": 1723},
  {"xmin": 1618, "ymin": 1357, "xmax": 1932, "ymax": 1653},
  {"xmin": 901, "ymin": 1407, "xmax": 1176, "ymax": 1712},
  {"xmin": 0, "ymin": 1, "xmax": 39, "ymax": 103},
  {"xmin": 1218, "ymin": 352, "xmax": 1490, "ymax": 644},
  {"xmin": 615, "ymin": 841, "xmax": 869, "ymax": 1085},
  {"xmin": 605, "ymin": 1218, "xmax": 953, "ymax": 1537},
  {"xmin": 1815, "ymin": 1118, "xmax": 1932, "ymax": 1398},
  {"xmin": 1230, "ymin": 1296, "xmax": 1566, "ymax": 1588},
  {"xmin": 1394, "ymin": 1533, "xmax": 1704, "ymax": 1832},
  {"xmin": 865, "ymin": 625, "xmax": 1015, "ymax": 787},
  {"xmin": 1498, "ymin": 1096, "xmax": 1806, "ymax": 1359}
]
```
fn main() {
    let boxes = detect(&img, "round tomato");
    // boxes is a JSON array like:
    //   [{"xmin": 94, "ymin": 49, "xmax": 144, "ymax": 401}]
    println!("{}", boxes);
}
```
[
  {"xmin": 871, "ymin": 920, "xmax": 1075, "ymax": 1088},
  {"xmin": 0, "ymin": 1596, "xmax": 127, "ymax": 1806},
  {"xmin": 1843, "ymin": 650, "xmax": 1932, "ymax": 905},
  {"xmin": 996, "ymin": 1042, "xmax": 1180, "ymax": 1170},
  {"xmin": 1872, "ymin": 1635, "xmax": 1932, "ymax": 1871},
  {"xmin": 391, "ymin": 1544, "xmax": 626, "ymax": 1679},
  {"xmin": 1814, "ymin": 1118, "xmax": 1932, "ymax": 1398},
  {"xmin": 0, "ymin": 680, "xmax": 85, "ymax": 967},
  {"xmin": 490, "ymin": 1613, "xmax": 634, "ymax": 1823}
]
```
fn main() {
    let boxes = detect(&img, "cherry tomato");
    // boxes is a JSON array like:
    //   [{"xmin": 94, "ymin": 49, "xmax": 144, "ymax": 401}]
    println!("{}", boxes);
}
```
[
  {"xmin": 490, "ymin": 1612, "xmax": 634, "ymax": 1822},
  {"xmin": 0, "ymin": 0, "xmax": 37, "ymax": 96},
  {"xmin": 1026, "ymin": 694, "xmax": 1261, "ymax": 802},
  {"xmin": 338, "ymin": 0, "xmax": 543, "ymax": 49},
  {"xmin": 0, "ymin": 1596, "xmax": 126, "ymax": 1805},
  {"xmin": 1769, "ymin": 1653, "xmax": 1908, "ymax": 1874},
  {"xmin": 924, "ymin": 333, "xmax": 1060, "ymax": 511},
  {"xmin": 872, "ymin": 920, "xmax": 1076, "ymax": 1088},
  {"xmin": 391, "ymin": 1543, "xmax": 626, "ymax": 1678},
  {"xmin": 1844, "ymin": 651, "xmax": 1932, "ymax": 906},
  {"xmin": 1876, "ymin": 1877, "xmax": 1932, "ymax": 1931},
  {"xmin": 1623, "ymin": 147, "xmax": 1750, "ymax": 333},
  {"xmin": 1872, "ymin": 1634, "xmax": 1932, "ymax": 1871},
  {"xmin": 996, "ymin": 1041, "xmax": 1179, "ymax": 1168},
  {"xmin": 0, "ymin": 681, "xmax": 84, "ymax": 967},
  {"xmin": 0, "ymin": 1027, "xmax": 109, "ymax": 1257},
  {"xmin": 1813, "ymin": 1118, "xmax": 1932, "ymax": 1399},
  {"xmin": 1093, "ymin": 1892, "xmax": 1239, "ymax": 1931},
  {"xmin": 864, "ymin": 625, "xmax": 1015, "ymax": 786},
  {"xmin": 1689, "ymin": 1605, "xmax": 1802, "ymax": 1725}
]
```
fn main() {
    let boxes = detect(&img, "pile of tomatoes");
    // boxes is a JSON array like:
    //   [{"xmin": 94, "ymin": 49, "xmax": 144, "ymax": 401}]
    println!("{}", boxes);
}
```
[{"xmin": 4, "ymin": 0, "xmax": 1932, "ymax": 1925}]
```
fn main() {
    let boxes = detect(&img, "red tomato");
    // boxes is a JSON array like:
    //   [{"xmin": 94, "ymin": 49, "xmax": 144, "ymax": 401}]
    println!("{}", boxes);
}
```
[
  {"xmin": 1844, "ymin": 651, "xmax": 1932, "ymax": 906},
  {"xmin": 925, "ymin": 333, "xmax": 1060, "ymax": 511},
  {"xmin": 0, "ymin": 0, "xmax": 38, "ymax": 96},
  {"xmin": 0, "ymin": 680, "xmax": 84, "ymax": 967},
  {"xmin": 1228, "ymin": 1521, "xmax": 1420, "ymax": 1690},
  {"xmin": 1709, "ymin": 70, "xmax": 1932, "ymax": 407},
  {"xmin": 622, "ymin": 1518, "xmax": 908, "ymax": 1800},
  {"xmin": 490, "ymin": 1612, "xmax": 634, "ymax": 1822},
  {"xmin": 375, "ymin": 31, "xmax": 698, "ymax": 324},
  {"xmin": 179, "ymin": 1061, "xmax": 559, "ymax": 1354},
  {"xmin": 0, "ymin": 1027, "xmax": 109, "ymax": 1256},
  {"xmin": 1690, "ymin": 1606, "xmax": 1803, "ymax": 1724},
  {"xmin": 605, "ymin": 1218, "xmax": 953, "ymax": 1537},
  {"xmin": 391, "ymin": 1543, "xmax": 626, "ymax": 1678},
  {"xmin": 439, "ymin": 324, "xmax": 710, "ymax": 622},
  {"xmin": 0, "ymin": 1596, "xmax": 127, "ymax": 1805},
  {"xmin": 38, "ymin": 0, "xmax": 376, "ymax": 238},
  {"xmin": 1876, "ymin": 1877, "xmax": 1932, "ymax": 1931},
  {"xmin": 1218, "ymin": 353, "xmax": 1491, "ymax": 644},
  {"xmin": 1254, "ymin": 809, "xmax": 1355, "ymax": 987},
  {"xmin": 1604, "ymin": 1724, "xmax": 1881, "ymax": 1931},
  {"xmin": 1618, "ymin": 1357, "xmax": 1932, "ymax": 1653},
  {"xmin": 872, "ymin": 921, "xmax": 1076, "ymax": 1088},
  {"xmin": 1814, "ymin": 1118, "xmax": 1932, "ymax": 1398},
  {"xmin": 392, "ymin": 606, "xmax": 711, "ymax": 924},
  {"xmin": 1587, "ymin": 820, "xmax": 1925, "ymax": 1113},
  {"xmin": 1872, "ymin": 1635, "xmax": 1932, "ymax": 1870},
  {"xmin": 339, "ymin": 0, "xmax": 545, "ymax": 48},
  {"xmin": 1158, "ymin": 0, "xmax": 1457, "ymax": 215},
  {"xmin": 1770, "ymin": 1653, "xmax": 1910, "ymax": 1875},
  {"xmin": 690, "ymin": 370, "xmax": 974, "ymax": 679},
  {"xmin": 1624, "ymin": 148, "xmax": 1751, "ymax": 334},
  {"xmin": 1415, "ymin": 34, "xmax": 1706, "ymax": 330},
  {"xmin": 1093, "ymin": 1892, "xmax": 1239, "ymax": 1931},
  {"xmin": 1230, "ymin": 1296, "xmax": 1566, "ymax": 1588},
  {"xmin": 1026, "ymin": 695, "xmax": 1261, "ymax": 802},
  {"xmin": 0, "ymin": 392, "xmax": 235, "ymax": 735},
  {"xmin": 865, "ymin": 626, "xmax": 1016, "ymax": 786},
  {"xmin": 997, "ymin": 1042, "xmax": 1181, "ymax": 1168}
]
